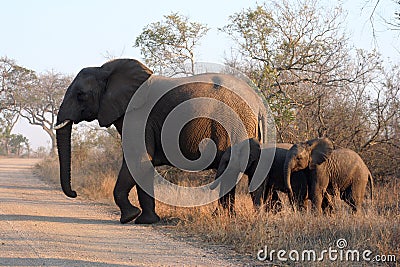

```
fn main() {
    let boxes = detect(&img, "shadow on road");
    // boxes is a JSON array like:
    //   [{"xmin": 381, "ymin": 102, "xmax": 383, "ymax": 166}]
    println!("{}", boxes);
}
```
[
  {"xmin": 0, "ymin": 214, "xmax": 116, "ymax": 225},
  {"xmin": 0, "ymin": 257, "xmax": 134, "ymax": 267},
  {"xmin": 0, "ymin": 184, "xmax": 53, "ymax": 191}
]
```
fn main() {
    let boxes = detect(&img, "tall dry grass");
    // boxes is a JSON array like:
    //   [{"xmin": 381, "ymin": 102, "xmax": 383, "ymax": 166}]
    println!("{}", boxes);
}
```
[{"xmin": 37, "ymin": 149, "xmax": 399, "ymax": 266}]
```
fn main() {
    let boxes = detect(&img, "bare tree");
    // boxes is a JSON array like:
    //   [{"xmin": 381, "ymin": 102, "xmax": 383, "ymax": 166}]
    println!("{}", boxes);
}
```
[
  {"xmin": 366, "ymin": 0, "xmax": 400, "ymax": 31},
  {"xmin": 0, "ymin": 57, "xmax": 34, "ymax": 156},
  {"xmin": 134, "ymin": 12, "xmax": 209, "ymax": 76},
  {"xmin": 361, "ymin": 64, "xmax": 400, "ymax": 177},
  {"xmin": 222, "ymin": 0, "xmax": 399, "ymax": 179},
  {"xmin": 1, "ymin": 57, "xmax": 36, "ymax": 110},
  {"xmin": 397, "ymin": 1, "xmax": 400, "ymax": 28},
  {"xmin": 222, "ymin": 0, "xmax": 375, "ymax": 142},
  {"xmin": 0, "ymin": 109, "xmax": 20, "ymax": 155},
  {"xmin": 14, "ymin": 71, "xmax": 71, "ymax": 156}
]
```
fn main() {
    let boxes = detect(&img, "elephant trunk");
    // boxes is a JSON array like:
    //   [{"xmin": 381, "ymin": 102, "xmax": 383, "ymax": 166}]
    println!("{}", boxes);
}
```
[
  {"xmin": 283, "ymin": 154, "xmax": 295, "ymax": 208},
  {"xmin": 56, "ymin": 121, "xmax": 77, "ymax": 198},
  {"xmin": 210, "ymin": 163, "xmax": 226, "ymax": 190}
]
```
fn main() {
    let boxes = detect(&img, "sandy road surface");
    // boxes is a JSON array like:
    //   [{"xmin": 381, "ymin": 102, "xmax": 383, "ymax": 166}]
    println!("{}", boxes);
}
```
[{"xmin": 0, "ymin": 158, "xmax": 247, "ymax": 267}]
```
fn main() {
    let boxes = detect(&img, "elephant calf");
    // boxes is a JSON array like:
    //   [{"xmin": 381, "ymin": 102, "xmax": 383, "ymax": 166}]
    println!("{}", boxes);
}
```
[
  {"xmin": 214, "ymin": 138, "xmax": 310, "ymax": 212},
  {"xmin": 284, "ymin": 137, "xmax": 374, "ymax": 213}
]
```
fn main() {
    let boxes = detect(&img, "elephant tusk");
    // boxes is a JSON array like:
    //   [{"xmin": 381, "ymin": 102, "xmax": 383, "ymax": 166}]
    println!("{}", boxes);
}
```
[{"xmin": 54, "ymin": 120, "xmax": 71, "ymax": 130}]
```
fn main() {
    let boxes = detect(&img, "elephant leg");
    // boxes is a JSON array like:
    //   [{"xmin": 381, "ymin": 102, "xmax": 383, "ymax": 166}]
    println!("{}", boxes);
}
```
[
  {"xmin": 310, "ymin": 185, "xmax": 324, "ymax": 214},
  {"xmin": 250, "ymin": 190, "xmax": 261, "ymax": 207},
  {"xmin": 250, "ymin": 177, "xmax": 266, "ymax": 208},
  {"xmin": 114, "ymin": 159, "xmax": 141, "ymax": 224},
  {"xmin": 351, "ymin": 182, "xmax": 366, "ymax": 214},
  {"xmin": 294, "ymin": 193, "xmax": 306, "ymax": 211},
  {"xmin": 270, "ymin": 190, "xmax": 282, "ymax": 213},
  {"xmin": 218, "ymin": 167, "xmax": 239, "ymax": 214},
  {"xmin": 309, "ymin": 173, "xmax": 325, "ymax": 214},
  {"xmin": 341, "ymin": 186, "xmax": 362, "ymax": 214},
  {"xmin": 322, "ymin": 186, "xmax": 335, "ymax": 214},
  {"xmin": 322, "ymin": 193, "xmax": 334, "ymax": 215},
  {"xmin": 134, "ymin": 135, "xmax": 160, "ymax": 224},
  {"xmin": 312, "ymin": 194, "xmax": 324, "ymax": 214},
  {"xmin": 135, "ymin": 185, "xmax": 160, "ymax": 224},
  {"xmin": 262, "ymin": 186, "xmax": 274, "ymax": 212},
  {"xmin": 219, "ymin": 187, "xmax": 236, "ymax": 215},
  {"xmin": 297, "ymin": 185, "xmax": 309, "ymax": 211}
]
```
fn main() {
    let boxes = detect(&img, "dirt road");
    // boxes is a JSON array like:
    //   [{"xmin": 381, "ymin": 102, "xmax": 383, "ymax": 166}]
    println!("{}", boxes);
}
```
[{"xmin": 0, "ymin": 158, "xmax": 246, "ymax": 267}]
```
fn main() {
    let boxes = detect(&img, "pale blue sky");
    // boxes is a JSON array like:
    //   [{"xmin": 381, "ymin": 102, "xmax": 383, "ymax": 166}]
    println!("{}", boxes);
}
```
[{"xmin": 2, "ymin": 0, "xmax": 399, "ymax": 149}]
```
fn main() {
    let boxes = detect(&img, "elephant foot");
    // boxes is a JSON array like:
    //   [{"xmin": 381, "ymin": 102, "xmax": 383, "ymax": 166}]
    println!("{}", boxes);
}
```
[
  {"xmin": 134, "ymin": 211, "xmax": 160, "ymax": 224},
  {"xmin": 120, "ymin": 206, "xmax": 141, "ymax": 224},
  {"xmin": 212, "ymin": 207, "xmax": 236, "ymax": 217}
]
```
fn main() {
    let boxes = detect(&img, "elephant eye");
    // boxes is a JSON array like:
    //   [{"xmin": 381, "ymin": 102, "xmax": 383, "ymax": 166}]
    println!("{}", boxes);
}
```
[{"xmin": 77, "ymin": 91, "xmax": 89, "ymax": 102}]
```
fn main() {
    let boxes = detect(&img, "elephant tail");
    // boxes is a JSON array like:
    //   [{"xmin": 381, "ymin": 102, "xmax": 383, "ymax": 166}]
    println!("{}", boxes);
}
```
[
  {"xmin": 368, "ymin": 172, "xmax": 374, "ymax": 202},
  {"xmin": 258, "ymin": 113, "xmax": 267, "ymax": 144}
]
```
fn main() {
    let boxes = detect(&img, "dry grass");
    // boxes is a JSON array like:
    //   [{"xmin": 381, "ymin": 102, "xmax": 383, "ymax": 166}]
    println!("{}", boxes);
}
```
[{"xmin": 37, "ymin": 155, "xmax": 399, "ymax": 266}]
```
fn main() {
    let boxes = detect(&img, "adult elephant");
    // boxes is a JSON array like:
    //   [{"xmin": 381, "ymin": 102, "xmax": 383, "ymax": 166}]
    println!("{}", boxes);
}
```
[
  {"xmin": 283, "ymin": 138, "xmax": 374, "ymax": 213},
  {"xmin": 213, "ymin": 138, "xmax": 310, "ymax": 212},
  {"xmin": 55, "ymin": 59, "xmax": 268, "ymax": 224}
]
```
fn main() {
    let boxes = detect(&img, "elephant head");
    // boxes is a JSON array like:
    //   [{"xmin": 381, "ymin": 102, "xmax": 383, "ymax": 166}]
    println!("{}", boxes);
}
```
[
  {"xmin": 212, "ymin": 138, "xmax": 261, "ymax": 192},
  {"xmin": 283, "ymin": 137, "xmax": 334, "ymax": 198},
  {"xmin": 55, "ymin": 59, "xmax": 153, "ymax": 198}
]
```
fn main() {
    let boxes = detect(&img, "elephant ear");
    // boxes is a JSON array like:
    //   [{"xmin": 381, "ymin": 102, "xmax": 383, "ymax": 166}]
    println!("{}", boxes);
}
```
[
  {"xmin": 97, "ymin": 59, "xmax": 153, "ymax": 127},
  {"xmin": 307, "ymin": 138, "xmax": 334, "ymax": 168},
  {"xmin": 237, "ymin": 138, "xmax": 261, "ymax": 172}
]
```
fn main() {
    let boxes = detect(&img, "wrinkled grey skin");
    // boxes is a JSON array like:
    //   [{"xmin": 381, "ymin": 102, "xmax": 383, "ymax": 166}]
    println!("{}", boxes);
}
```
[
  {"xmin": 55, "ymin": 59, "xmax": 267, "ymax": 224},
  {"xmin": 215, "ymin": 138, "xmax": 310, "ymax": 212},
  {"xmin": 283, "ymin": 138, "xmax": 373, "ymax": 213}
]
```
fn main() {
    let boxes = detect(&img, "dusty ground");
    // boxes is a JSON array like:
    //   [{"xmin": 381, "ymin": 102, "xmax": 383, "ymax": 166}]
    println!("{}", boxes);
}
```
[{"xmin": 0, "ymin": 158, "xmax": 254, "ymax": 267}]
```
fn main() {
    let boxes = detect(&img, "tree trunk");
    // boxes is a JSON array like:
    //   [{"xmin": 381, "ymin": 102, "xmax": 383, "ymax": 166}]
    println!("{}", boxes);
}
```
[{"xmin": 43, "ymin": 126, "xmax": 57, "ymax": 156}]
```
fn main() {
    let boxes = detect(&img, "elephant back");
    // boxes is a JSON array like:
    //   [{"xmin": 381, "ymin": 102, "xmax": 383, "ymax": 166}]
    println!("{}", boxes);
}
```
[{"xmin": 325, "ymin": 148, "xmax": 370, "ymax": 190}]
